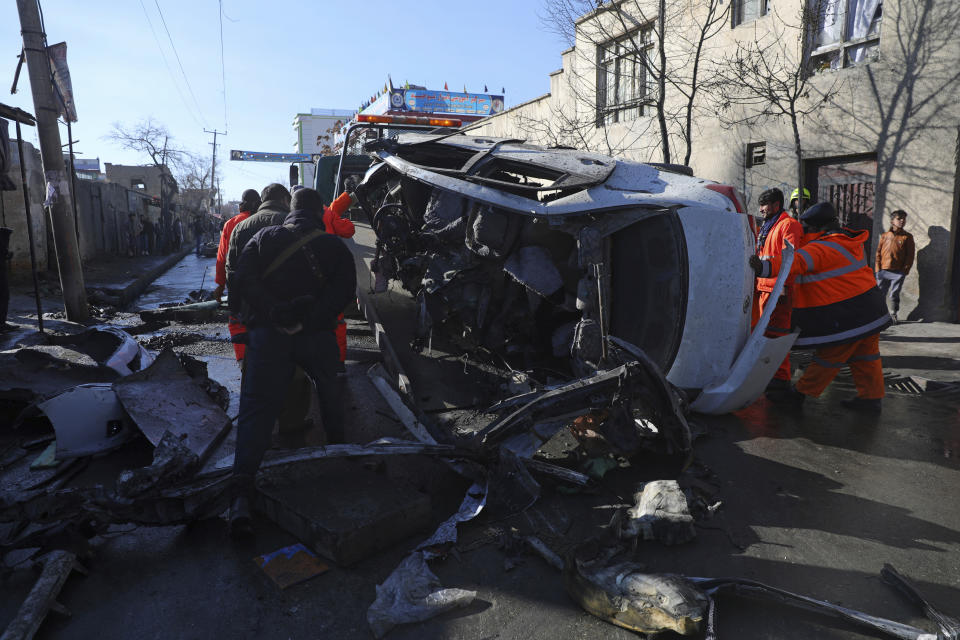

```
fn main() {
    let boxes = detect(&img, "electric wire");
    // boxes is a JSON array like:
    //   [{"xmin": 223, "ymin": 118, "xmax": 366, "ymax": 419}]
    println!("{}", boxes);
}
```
[
  {"xmin": 138, "ymin": 0, "xmax": 203, "ymax": 127},
  {"xmin": 153, "ymin": 0, "xmax": 209, "ymax": 127},
  {"xmin": 218, "ymin": 0, "xmax": 228, "ymax": 131}
]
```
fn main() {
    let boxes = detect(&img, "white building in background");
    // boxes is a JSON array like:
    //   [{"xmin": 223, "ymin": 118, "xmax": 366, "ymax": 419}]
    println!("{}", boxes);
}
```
[{"xmin": 292, "ymin": 108, "xmax": 354, "ymax": 188}]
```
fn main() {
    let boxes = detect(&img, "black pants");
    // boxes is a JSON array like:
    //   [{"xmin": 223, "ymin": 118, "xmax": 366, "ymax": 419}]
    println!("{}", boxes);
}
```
[{"xmin": 233, "ymin": 327, "xmax": 342, "ymax": 480}]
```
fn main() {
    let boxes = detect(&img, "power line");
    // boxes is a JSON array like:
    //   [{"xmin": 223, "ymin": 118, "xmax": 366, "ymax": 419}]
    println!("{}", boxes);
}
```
[
  {"xmin": 218, "ymin": 0, "xmax": 228, "ymax": 130},
  {"xmin": 153, "ymin": 0, "xmax": 209, "ymax": 127},
  {"xmin": 138, "ymin": 0, "xmax": 203, "ymax": 126}
]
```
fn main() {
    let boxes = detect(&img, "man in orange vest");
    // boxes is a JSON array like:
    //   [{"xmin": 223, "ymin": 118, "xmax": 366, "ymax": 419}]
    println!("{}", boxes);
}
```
[
  {"xmin": 754, "ymin": 188, "xmax": 803, "ymax": 400},
  {"xmin": 213, "ymin": 188, "xmax": 261, "ymax": 361},
  {"xmin": 752, "ymin": 201, "xmax": 891, "ymax": 412},
  {"xmin": 323, "ymin": 191, "xmax": 356, "ymax": 373}
]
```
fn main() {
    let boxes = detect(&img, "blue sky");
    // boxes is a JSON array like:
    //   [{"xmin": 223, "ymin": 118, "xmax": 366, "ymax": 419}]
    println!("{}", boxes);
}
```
[{"xmin": 1, "ymin": 0, "xmax": 565, "ymax": 201}]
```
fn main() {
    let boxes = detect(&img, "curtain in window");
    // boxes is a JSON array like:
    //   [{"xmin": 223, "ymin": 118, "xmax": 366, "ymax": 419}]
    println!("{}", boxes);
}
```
[
  {"xmin": 847, "ymin": 0, "xmax": 881, "ymax": 62},
  {"xmin": 814, "ymin": 0, "xmax": 844, "ymax": 47}
]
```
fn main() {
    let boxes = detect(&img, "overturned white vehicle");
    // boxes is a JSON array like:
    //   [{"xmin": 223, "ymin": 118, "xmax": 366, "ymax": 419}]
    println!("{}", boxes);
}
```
[{"xmin": 348, "ymin": 130, "xmax": 794, "ymax": 437}]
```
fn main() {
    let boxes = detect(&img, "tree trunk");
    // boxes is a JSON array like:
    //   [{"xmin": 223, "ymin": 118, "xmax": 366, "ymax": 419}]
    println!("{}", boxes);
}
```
[
  {"xmin": 791, "ymin": 106, "xmax": 805, "ymax": 214},
  {"xmin": 657, "ymin": 0, "xmax": 671, "ymax": 163}
]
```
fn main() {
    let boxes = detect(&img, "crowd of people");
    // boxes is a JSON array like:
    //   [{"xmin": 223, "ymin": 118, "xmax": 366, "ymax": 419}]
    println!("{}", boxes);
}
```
[
  {"xmin": 124, "ymin": 211, "xmax": 205, "ymax": 258},
  {"xmin": 750, "ymin": 187, "xmax": 915, "ymax": 414},
  {"xmin": 210, "ymin": 183, "xmax": 357, "ymax": 537}
]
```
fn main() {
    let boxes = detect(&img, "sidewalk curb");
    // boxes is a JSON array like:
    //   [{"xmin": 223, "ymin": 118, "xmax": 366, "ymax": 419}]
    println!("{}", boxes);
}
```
[{"xmin": 96, "ymin": 247, "xmax": 193, "ymax": 307}]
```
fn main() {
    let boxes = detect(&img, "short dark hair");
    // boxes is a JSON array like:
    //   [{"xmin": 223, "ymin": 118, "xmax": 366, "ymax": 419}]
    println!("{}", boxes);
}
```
[
  {"xmin": 891, "ymin": 209, "xmax": 908, "ymax": 219},
  {"xmin": 290, "ymin": 187, "xmax": 323, "ymax": 213},
  {"xmin": 260, "ymin": 183, "xmax": 290, "ymax": 202},
  {"xmin": 758, "ymin": 188, "xmax": 784, "ymax": 207},
  {"xmin": 240, "ymin": 189, "xmax": 261, "ymax": 212}
]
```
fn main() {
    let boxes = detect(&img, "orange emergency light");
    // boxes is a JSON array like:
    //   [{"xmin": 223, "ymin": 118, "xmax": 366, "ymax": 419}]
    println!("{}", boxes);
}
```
[{"xmin": 356, "ymin": 114, "xmax": 462, "ymax": 128}]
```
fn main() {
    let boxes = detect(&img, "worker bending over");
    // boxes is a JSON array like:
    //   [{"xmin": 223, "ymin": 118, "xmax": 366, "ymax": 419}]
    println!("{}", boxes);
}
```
[
  {"xmin": 229, "ymin": 187, "xmax": 357, "ymax": 535},
  {"xmin": 752, "ymin": 201, "xmax": 891, "ymax": 412}
]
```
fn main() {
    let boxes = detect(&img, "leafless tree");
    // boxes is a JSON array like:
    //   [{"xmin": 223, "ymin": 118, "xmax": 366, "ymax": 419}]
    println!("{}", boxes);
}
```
[
  {"xmin": 106, "ymin": 118, "xmax": 190, "ymax": 172},
  {"xmin": 534, "ymin": 0, "xmax": 728, "ymax": 163},
  {"xmin": 708, "ymin": 3, "xmax": 841, "ymax": 208}
]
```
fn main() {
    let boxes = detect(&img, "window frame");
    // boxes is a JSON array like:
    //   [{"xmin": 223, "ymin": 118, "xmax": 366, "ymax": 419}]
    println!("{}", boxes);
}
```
[
  {"xmin": 732, "ymin": 0, "xmax": 768, "ymax": 28},
  {"xmin": 596, "ymin": 26, "xmax": 655, "ymax": 127},
  {"xmin": 809, "ymin": 0, "xmax": 883, "ymax": 70},
  {"xmin": 746, "ymin": 141, "xmax": 766, "ymax": 168}
]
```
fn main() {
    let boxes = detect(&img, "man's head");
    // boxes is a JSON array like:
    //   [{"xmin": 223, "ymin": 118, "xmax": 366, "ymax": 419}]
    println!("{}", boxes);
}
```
[
  {"xmin": 239, "ymin": 189, "xmax": 261, "ymax": 213},
  {"xmin": 290, "ymin": 187, "xmax": 324, "ymax": 216},
  {"xmin": 260, "ymin": 183, "xmax": 291, "ymax": 209},
  {"xmin": 799, "ymin": 201, "xmax": 838, "ymax": 232},
  {"xmin": 758, "ymin": 188, "xmax": 784, "ymax": 217},
  {"xmin": 789, "ymin": 187, "xmax": 811, "ymax": 214},
  {"xmin": 890, "ymin": 209, "xmax": 907, "ymax": 230}
]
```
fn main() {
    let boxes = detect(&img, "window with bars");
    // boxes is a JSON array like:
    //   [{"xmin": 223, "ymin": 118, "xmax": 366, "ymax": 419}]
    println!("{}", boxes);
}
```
[
  {"xmin": 732, "ymin": 0, "xmax": 768, "ymax": 27},
  {"xmin": 810, "ymin": 0, "xmax": 883, "ymax": 70},
  {"xmin": 596, "ymin": 27, "xmax": 654, "ymax": 126},
  {"xmin": 746, "ymin": 142, "xmax": 766, "ymax": 167}
]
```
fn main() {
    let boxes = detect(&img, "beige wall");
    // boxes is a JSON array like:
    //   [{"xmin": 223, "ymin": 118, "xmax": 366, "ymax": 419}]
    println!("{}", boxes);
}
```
[{"xmin": 469, "ymin": 0, "xmax": 960, "ymax": 320}]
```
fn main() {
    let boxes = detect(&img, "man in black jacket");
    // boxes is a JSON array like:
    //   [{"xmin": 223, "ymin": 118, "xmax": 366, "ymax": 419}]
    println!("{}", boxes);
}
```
[{"xmin": 229, "ymin": 187, "xmax": 357, "ymax": 535}]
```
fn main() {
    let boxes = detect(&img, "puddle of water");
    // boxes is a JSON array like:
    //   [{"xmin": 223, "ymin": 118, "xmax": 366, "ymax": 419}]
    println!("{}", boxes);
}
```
[{"xmin": 136, "ymin": 254, "xmax": 216, "ymax": 310}]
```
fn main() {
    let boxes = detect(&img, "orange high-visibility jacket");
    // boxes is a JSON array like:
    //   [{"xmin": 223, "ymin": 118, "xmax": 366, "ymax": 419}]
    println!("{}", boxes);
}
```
[
  {"xmin": 759, "ymin": 228, "xmax": 890, "ymax": 348},
  {"xmin": 755, "ymin": 211, "xmax": 802, "ymax": 293}
]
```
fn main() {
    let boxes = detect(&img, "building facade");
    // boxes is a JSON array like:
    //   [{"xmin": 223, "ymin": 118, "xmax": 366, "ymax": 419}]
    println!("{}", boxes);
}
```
[
  {"xmin": 468, "ymin": 0, "xmax": 960, "ymax": 321},
  {"xmin": 292, "ymin": 108, "xmax": 355, "ymax": 188}
]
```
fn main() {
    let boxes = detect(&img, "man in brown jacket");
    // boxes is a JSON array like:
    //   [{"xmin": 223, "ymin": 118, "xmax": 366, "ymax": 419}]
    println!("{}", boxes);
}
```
[{"xmin": 875, "ymin": 209, "xmax": 915, "ymax": 323}]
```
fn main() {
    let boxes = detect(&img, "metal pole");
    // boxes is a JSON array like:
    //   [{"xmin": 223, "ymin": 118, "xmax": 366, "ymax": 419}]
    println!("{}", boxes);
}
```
[
  {"xmin": 16, "ymin": 0, "xmax": 88, "ymax": 321},
  {"xmin": 15, "ymin": 121, "xmax": 43, "ymax": 334}
]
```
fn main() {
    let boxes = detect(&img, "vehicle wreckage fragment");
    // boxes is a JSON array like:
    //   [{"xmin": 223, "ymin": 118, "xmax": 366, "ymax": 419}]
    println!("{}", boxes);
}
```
[{"xmin": 474, "ymin": 361, "xmax": 690, "ymax": 455}]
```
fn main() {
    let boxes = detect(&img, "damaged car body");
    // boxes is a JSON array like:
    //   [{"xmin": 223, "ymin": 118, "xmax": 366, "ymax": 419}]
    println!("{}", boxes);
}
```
[{"xmin": 347, "ymin": 129, "xmax": 796, "ymax": 423}]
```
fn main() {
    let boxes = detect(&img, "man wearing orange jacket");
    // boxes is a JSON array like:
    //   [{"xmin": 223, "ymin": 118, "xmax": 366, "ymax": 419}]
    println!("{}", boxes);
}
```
[
  {"xmin": 752, "ymin": 201, "xmax": 891, "ymax": 412},
  {"xmin": 213, "ymin": 189, "xmax": 261, "ymax": 361},
  {"xmin": 754, "ymin": 188, "xmax": 803, "ymax": 400},
  {"xmin": 322, "ymin": 191, "xmax": 356, "ymax": 372}
]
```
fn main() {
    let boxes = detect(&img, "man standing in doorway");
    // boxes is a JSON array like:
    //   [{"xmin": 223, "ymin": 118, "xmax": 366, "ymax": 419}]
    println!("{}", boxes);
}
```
[
  {"xmin": 875, "ymin": 209, "xmax": 915, "ymax": 324},
  {"xmin": 754, "ymin": 188, "xmax": 803, "ymax": 400}
]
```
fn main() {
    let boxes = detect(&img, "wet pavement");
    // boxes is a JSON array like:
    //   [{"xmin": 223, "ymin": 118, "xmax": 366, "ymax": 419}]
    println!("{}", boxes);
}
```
[{"xmin": 2, "ymin": 233, "xmax": 960, "ymax": 639}]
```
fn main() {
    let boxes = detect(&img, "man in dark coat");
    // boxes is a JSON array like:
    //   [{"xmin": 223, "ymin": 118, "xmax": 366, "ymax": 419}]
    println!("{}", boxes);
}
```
[{"xmin": 228, "ymin": 187, "xmax": 357, "ymax": 535}]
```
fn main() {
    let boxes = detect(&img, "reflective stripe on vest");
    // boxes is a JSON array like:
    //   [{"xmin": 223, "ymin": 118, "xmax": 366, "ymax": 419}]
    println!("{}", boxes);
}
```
[
  {"xmin": 795, "ymin": 240, "xmax": 867, "ymax": 284},
  {"xmin": 794, "ymin": 312, "xmax": 891, "ymax": 347}
]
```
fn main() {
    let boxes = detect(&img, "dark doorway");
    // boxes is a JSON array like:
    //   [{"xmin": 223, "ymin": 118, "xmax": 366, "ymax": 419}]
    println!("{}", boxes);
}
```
[{"xmin": 805, "ymin": 154, "xmax": 878, "ymax": 262}]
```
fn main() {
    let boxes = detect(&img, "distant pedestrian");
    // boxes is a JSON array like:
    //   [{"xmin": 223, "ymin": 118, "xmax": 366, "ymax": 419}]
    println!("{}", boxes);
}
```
[
  {"xmin": 228, "ymin": 187, "xmax": 356, "ymax": 536},
  {"xmin": 173, "ymin": 217, "xmax": 184, "ymax": 250},
  {"xmin": 143, "ymin": 218, "xmax": 156, "ymax": 256},
  {"xmin": 192, "ymin": 215, "xmax": 205, "ymax": 256},
  {"xmin": 753, "ymin": 201, "xmax": 891, "ymax": 412},
  {"xmin": 214, "ymin": 188, "xmax": 261, "ymax": 362},
  {"xmin": 127, "ymin": 213, "xmax": 141, "ymax": 257},
  {"xmin": 875, "ymin": 209, "xmax": 915, "ymax": 324},
  {"xmin": 139, "ymin": 215, "xmax": 150, "ymax": 255}
]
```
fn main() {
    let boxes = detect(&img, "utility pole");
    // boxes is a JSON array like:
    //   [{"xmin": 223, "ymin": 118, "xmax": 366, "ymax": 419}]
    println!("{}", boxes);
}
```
[
  {"xmin": 204, "ymin": 128, "xmax": 224, "ymax": 216},
  {"xmin": 16, "ymin": 0, "xmax": 88, "ymax": 321}
]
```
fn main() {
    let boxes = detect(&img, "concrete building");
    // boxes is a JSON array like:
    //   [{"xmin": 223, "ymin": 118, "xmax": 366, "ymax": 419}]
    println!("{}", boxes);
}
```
[
  {"xmin": 468, "ymin": 0, "xmax": 960, "ymax": 321},
  {"xmin": 292, "ymin": 108, "xmax": 355, "ymax": 188},
  {"xmin": 104, "ymin": 162, "xmax": 172, "ymax": 196}
]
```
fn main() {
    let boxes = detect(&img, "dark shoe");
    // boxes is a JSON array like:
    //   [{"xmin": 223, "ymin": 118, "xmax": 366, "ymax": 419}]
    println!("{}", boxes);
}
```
[
  {"xmin": 765, "ymin": 378, "xmax": 791, "ymax": 402},
  {"xmin": 336, "ymin": 361, "xmax": 347, "ymax": 377},
  {"xmin": 228, "ymin": 495, "xmax": 254, "ymax": 539},
  {"xmin": 841, "ymin": 397, "xmax": 882, "ymax": 413},
  {"xmin": 769, "ymin": 386, "xmax": 806, "ymax": 407}
]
